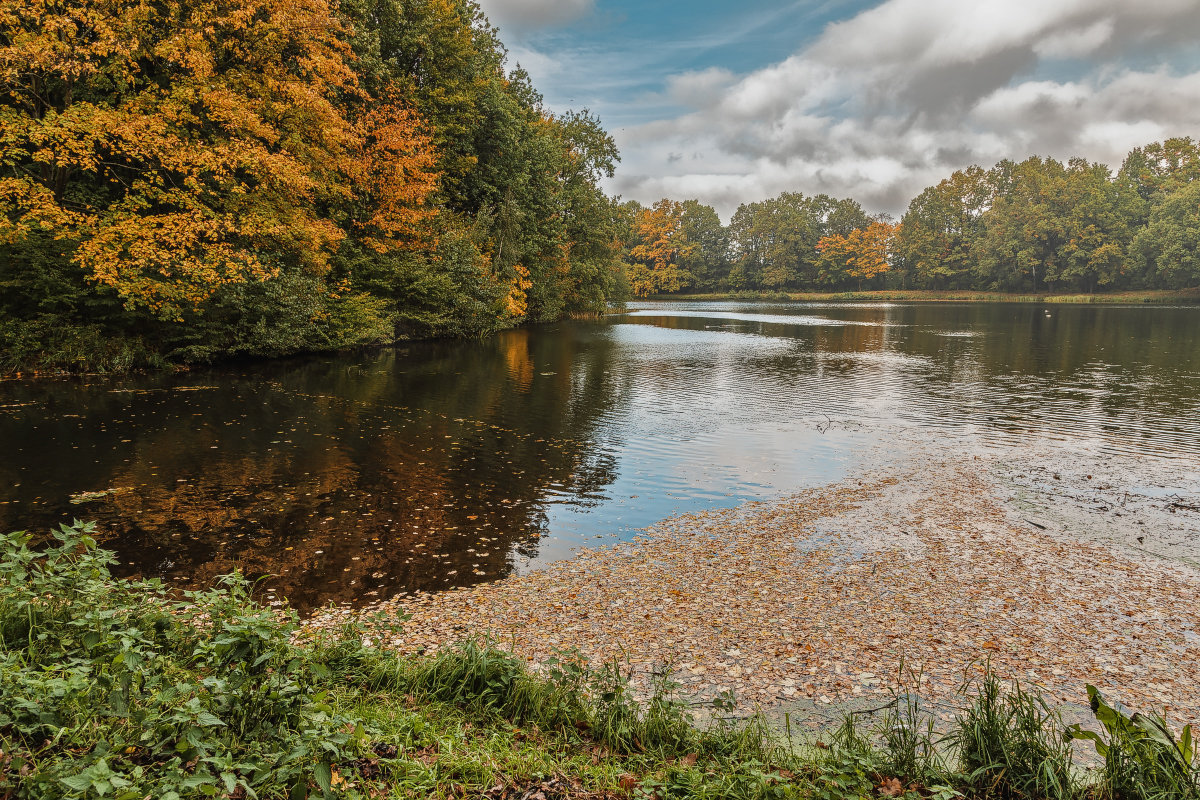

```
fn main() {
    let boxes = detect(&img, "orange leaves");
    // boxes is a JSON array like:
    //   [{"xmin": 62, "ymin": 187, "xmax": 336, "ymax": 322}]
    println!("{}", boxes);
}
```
[
  {"xmin": 630, "ymin": 199, "xmax": 694, "ymax": 272},
  {"xmin": 348, "ymin": 100, "xmax": 440, "ymax": 252},
  {"xmin": 0, "ymin": 0, "xmax": 440, "ymax": 319},
  {"xmin": 502, "ymin": 264, "xmax": 533, "ymax": 320},
  {"xmin": 628, "ymin": 199, "xmax": 696, "ymax": 296},
  {"xmin": 816, "ymin": 221, "xmax": 899, "ymax": 284}
]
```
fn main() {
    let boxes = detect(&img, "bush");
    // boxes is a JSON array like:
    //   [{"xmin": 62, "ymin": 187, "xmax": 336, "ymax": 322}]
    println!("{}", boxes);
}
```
[
  {"xmin": 0, "ymin": 522, "xmax": 366, "ymax": 799},
  {"xmin": 0, "ymin": 317, "xmax": 162, "ymax": 375}
]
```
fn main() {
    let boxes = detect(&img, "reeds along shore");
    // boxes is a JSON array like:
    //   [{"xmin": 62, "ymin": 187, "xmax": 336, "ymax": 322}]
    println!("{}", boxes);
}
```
[{"xmin": 2, "ymin": 522, "xmax": 1198, "ymax": 799}]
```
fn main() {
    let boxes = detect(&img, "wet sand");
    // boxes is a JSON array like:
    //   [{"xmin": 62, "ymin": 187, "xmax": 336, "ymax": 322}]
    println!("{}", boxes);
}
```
[{"xmin": 313, "ymin": 451, "xmax": 1200, "ymax": 727}]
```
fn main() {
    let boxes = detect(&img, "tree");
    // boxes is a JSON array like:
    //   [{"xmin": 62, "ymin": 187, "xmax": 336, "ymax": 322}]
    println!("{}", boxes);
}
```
[
  {"xmin": 973, "ymin": 158, "xmax": 1067, "ymax": 291},
  {"xmin": 1130, "ymin": 181, "xmax": 1200, "ymax": 289},
  {"xmin": 0, "ymin": 0, "xmax": 439, "ymax": 321},
  {"xmin": 1118, "ymin": 137, "xmax": 1200, "ymax": 204},
  {"xmin": 896, "ymin": 166, "xmax": 993, "ymax": 289},
  {"xmin": 1049, "ymin": 159, "xmax": 1144, "ymax": 292},
  {"xmin": 816, "ymin": 221, "xmax": 898, "ymax": 289},
  {"xmin": 677, "ymin": 201, "xmax": 730, "ymax": 291},
  {"xmin": 728, "ymin": 193, "xmax": 824, "ymax": 289},
  {"xmin": 627, "ymin": 199, "xmax": 695, "ymax": 296}
]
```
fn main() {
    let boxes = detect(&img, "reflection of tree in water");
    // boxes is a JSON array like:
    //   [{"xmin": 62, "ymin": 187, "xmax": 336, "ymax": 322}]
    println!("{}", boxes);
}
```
[
  {"xmin": 620, "ymin": 304, "xmax": 1200, "ymax": 453},
  {"xmin": 0, "ymin": 324, "xmax": 632, "ymax": 612},
  {"xmin": 883, "ymin": 305, "xmax": 1200, "ymax": 448},
  {"xmin": 4, "ymin": 306, "xmax": 1197, "ymax": 611}
]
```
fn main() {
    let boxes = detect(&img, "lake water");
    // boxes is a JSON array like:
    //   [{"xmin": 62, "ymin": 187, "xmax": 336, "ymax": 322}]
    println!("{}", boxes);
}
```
[{"xmin": 2, "ymin": 300, "xmax": 1198, "ymax": 611}]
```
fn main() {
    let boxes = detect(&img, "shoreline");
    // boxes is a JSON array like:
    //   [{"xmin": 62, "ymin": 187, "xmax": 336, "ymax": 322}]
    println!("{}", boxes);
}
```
[
  {"xmin": 313, "ymin": 453, "xmax": 1200, "ymax": 727},
  {"xmin": 643, "ymin": 288, "xmax": 1200, "ymax": 305}
]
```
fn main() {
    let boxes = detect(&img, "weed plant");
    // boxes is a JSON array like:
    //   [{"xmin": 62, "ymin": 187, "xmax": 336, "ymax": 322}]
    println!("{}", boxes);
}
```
[{"xmin": 0, "ymin": 522, "xmax": 366, "ymax": 799}]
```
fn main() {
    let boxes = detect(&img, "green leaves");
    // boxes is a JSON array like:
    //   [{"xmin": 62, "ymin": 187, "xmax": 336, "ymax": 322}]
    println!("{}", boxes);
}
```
[
  {"xmin": 0, "ymin": 520, "xmax": 368, "ymax": 798},
  {"xmin": 59, "ymin": 759, "xmax": 131, "ymax": 797},
  {"xmin": 1067, "ymin": 684, "xmax": 1199, "ymax": 800},
  {"xmin": 313, "ymin": 760, "xmax": 332, "ymax": 794}
]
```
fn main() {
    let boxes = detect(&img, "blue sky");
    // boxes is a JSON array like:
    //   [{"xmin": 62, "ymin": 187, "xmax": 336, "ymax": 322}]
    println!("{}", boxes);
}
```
[
  {"xmin": 494, "ymin": 1, "xmax": 875, "ymax": 124},
  {"xmin": 477, "ymin": 0, "xmax": 1200, "ymax": 218}
]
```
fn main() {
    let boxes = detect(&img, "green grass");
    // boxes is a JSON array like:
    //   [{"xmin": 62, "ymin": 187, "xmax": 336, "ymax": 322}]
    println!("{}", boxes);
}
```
[
  {"xmin": 2, "ymin": 522, "xmax": 1197, "ymax": 799},
  {"xmin": 647, "ymin": 289, "xmax": 1200, "ymax": 305}
]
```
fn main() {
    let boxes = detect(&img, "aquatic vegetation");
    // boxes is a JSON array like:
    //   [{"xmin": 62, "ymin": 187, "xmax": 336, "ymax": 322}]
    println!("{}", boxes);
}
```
[{"xmin": 1068, "ymin": 685, "xmax": 1198, "ymax": 800}]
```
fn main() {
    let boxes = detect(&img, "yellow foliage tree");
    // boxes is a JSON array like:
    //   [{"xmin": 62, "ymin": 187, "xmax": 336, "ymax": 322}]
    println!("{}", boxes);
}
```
[
  {"xmin": 627, "ymin": 199, "xmax": 696, "ymax": 296},
  {"xmin": 0, "ymin": 0, "xmax": 439, "ymax": 319},
  {"xmin": 815, "ymin": 221, "xmax": 898, "ymax": 288}
]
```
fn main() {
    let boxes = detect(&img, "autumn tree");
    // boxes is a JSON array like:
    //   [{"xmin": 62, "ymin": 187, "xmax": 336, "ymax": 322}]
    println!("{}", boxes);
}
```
[
  {"xmin": 626, "ymin": 199, "xmax": 695, "ymax": 296},
  {"xmin": 338, "ymin": 0, "xmax": 625, "ymax": 331},
  {"xmin": 816, "ymin": 221, "xmax": 898, "ymax": 289},
  {"xmin": 0, "ymin": 0, "xmax": 439, "ymax": 323}
]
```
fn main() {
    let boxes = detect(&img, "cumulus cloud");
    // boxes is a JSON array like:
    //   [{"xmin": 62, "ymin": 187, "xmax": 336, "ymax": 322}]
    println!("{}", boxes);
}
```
[
  {"xmin": 475, "ymin": 0, "xmax": 593, "ymax": 31},
  {"xmin": 609, "ymin": 0, "xmax": 1200, "ymax": 218}
]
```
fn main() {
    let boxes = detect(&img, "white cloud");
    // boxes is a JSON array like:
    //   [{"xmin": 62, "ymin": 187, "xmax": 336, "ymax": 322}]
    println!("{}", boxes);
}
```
[
  {"xmin": 1033, "ymin": 18, "xmax": 1116, "ymax": 59},
  {"xmin": 608, "ymin": 0, "xmax": 1200, "ymax": 218}
]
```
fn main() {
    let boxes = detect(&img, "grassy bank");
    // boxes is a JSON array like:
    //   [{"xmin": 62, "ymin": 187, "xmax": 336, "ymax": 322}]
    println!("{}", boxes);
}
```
[
  {"xmin": 2, "ymin": 523, "xmax": 1197, "ymax": 799},
  {"xmin": 646, "ymin": 289, "xmax": 1200, "ymax": 305}
]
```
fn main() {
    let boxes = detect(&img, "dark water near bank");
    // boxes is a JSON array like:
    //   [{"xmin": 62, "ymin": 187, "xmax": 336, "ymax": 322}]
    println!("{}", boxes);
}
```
[{"xmin": 2, "ymin": 301, "xmax": 1199, "ymax": 611}]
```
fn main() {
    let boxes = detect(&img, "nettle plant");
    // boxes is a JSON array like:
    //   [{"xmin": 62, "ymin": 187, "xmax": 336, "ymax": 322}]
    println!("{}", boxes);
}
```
[{"xmin": 0, "ymin": 522, "xmax": 364, "ymax": 799}]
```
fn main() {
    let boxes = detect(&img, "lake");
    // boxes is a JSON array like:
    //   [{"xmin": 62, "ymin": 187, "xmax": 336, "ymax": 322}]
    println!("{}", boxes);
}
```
[{"xmin": 2, "ymin": 300, "xmax": 1198, "ymax": 612}]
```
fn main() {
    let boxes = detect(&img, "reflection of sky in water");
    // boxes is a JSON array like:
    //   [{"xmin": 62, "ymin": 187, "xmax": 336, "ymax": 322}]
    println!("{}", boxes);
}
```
[
  {"xmin": 625, "ymin": 309, "xmax": 885, "ymax": 327},
  {"xmin": 2, "ymin": 300, "xmax": 1199, "ymax": 609},
  {"xmin": 530, "ymin": 320, "xmax": 875, "ymax": 564}
]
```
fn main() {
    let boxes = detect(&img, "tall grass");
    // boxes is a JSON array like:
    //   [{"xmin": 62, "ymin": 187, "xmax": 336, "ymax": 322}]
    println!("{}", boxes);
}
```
[{"xmin": 952, "ymin": 669, "xmax": 1075, "ymax": 800}]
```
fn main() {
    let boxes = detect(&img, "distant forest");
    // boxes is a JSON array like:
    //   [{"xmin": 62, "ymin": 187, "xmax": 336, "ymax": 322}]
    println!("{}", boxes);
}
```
[
  {"xmin": 2, "ymin": 0, "xmax": 1198, "ymax": 373},
  {"xmin": 627, "ymin": 139, "xmax": 1200, "ymax": 297}
]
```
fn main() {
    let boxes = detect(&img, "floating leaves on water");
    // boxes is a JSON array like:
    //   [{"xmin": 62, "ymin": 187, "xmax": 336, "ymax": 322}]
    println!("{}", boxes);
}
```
[
  {"xmin": 69, "ymin": 487, "xmax": 133, "ymax": 504},
  {"xmin": 318, "ymin": 457, "xmax": 1200, "ymax": 729}
]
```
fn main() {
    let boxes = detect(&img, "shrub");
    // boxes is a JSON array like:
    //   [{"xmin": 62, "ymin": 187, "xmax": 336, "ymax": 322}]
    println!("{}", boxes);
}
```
[{"xmin": 0, "ymin": 522, "xmax": 365, "ymax": 799}]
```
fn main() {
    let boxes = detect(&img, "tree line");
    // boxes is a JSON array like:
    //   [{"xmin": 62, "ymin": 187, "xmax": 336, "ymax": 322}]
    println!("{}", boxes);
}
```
[
  {"xmin": 624, "ymin": 138, "xmax": 1200, "ymax": 296},
  {"xmin": 2, "ymin": 0, "xmax": 1198, "ymax": 373},
  {"xmin": 1, "ymin": 0, "xmax": 626, "ymax": 371}
]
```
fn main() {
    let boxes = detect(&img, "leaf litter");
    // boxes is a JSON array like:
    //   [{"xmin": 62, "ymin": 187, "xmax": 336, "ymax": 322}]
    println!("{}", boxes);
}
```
[{"xmin": 312, "ymin": 454, "xmax": 1200, "ymax": 727}]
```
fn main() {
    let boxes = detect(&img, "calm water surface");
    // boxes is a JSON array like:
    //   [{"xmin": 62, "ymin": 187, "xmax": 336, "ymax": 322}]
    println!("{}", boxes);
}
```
[{"xmin": 2, "ymin": 301, "xmax": 1198, "ymax": 611}]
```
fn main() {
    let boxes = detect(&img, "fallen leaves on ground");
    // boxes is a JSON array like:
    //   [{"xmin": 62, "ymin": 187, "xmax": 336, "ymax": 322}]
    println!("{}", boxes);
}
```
[{"xmin": 312, "ymin": 456, "xmax": 1200, "ymax": 727}]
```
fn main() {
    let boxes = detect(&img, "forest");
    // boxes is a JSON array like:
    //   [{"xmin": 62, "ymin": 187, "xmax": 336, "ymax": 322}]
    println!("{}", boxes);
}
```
[
  {"xmin": 624, "ymin": 139, "xmax": 1200, "ymax": 297},
  {"xmin": 1, "ymin": 0, "xmax": 625, "ymax": 372},
  {"xmin": 2, "ymin": 0, "xmax": 1198, "ymax": 373}
]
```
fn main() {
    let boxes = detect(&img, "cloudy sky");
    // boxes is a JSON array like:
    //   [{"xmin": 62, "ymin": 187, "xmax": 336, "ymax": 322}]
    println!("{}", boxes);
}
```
[{"xmin": 476, "ymin": 0, "xmax": 1200, "ymax": 218}]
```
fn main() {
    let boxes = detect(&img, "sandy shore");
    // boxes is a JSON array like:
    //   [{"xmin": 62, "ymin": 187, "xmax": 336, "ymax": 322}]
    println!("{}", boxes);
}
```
[{"xmin": 313, "ymin": 452, "xmax": 1200, "ymax": 727}]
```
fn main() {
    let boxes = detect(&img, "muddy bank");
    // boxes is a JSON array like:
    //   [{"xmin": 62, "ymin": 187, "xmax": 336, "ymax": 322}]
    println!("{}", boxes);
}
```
[{"xmin": 312, "ymin": 454, "xmax": 1200, "ymax": 728}]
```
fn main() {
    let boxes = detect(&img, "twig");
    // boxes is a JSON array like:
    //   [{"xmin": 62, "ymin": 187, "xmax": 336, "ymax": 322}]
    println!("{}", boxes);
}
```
[{"xmin": 850, "ymin": 698, "xmax": 899, "ymax": 716}]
